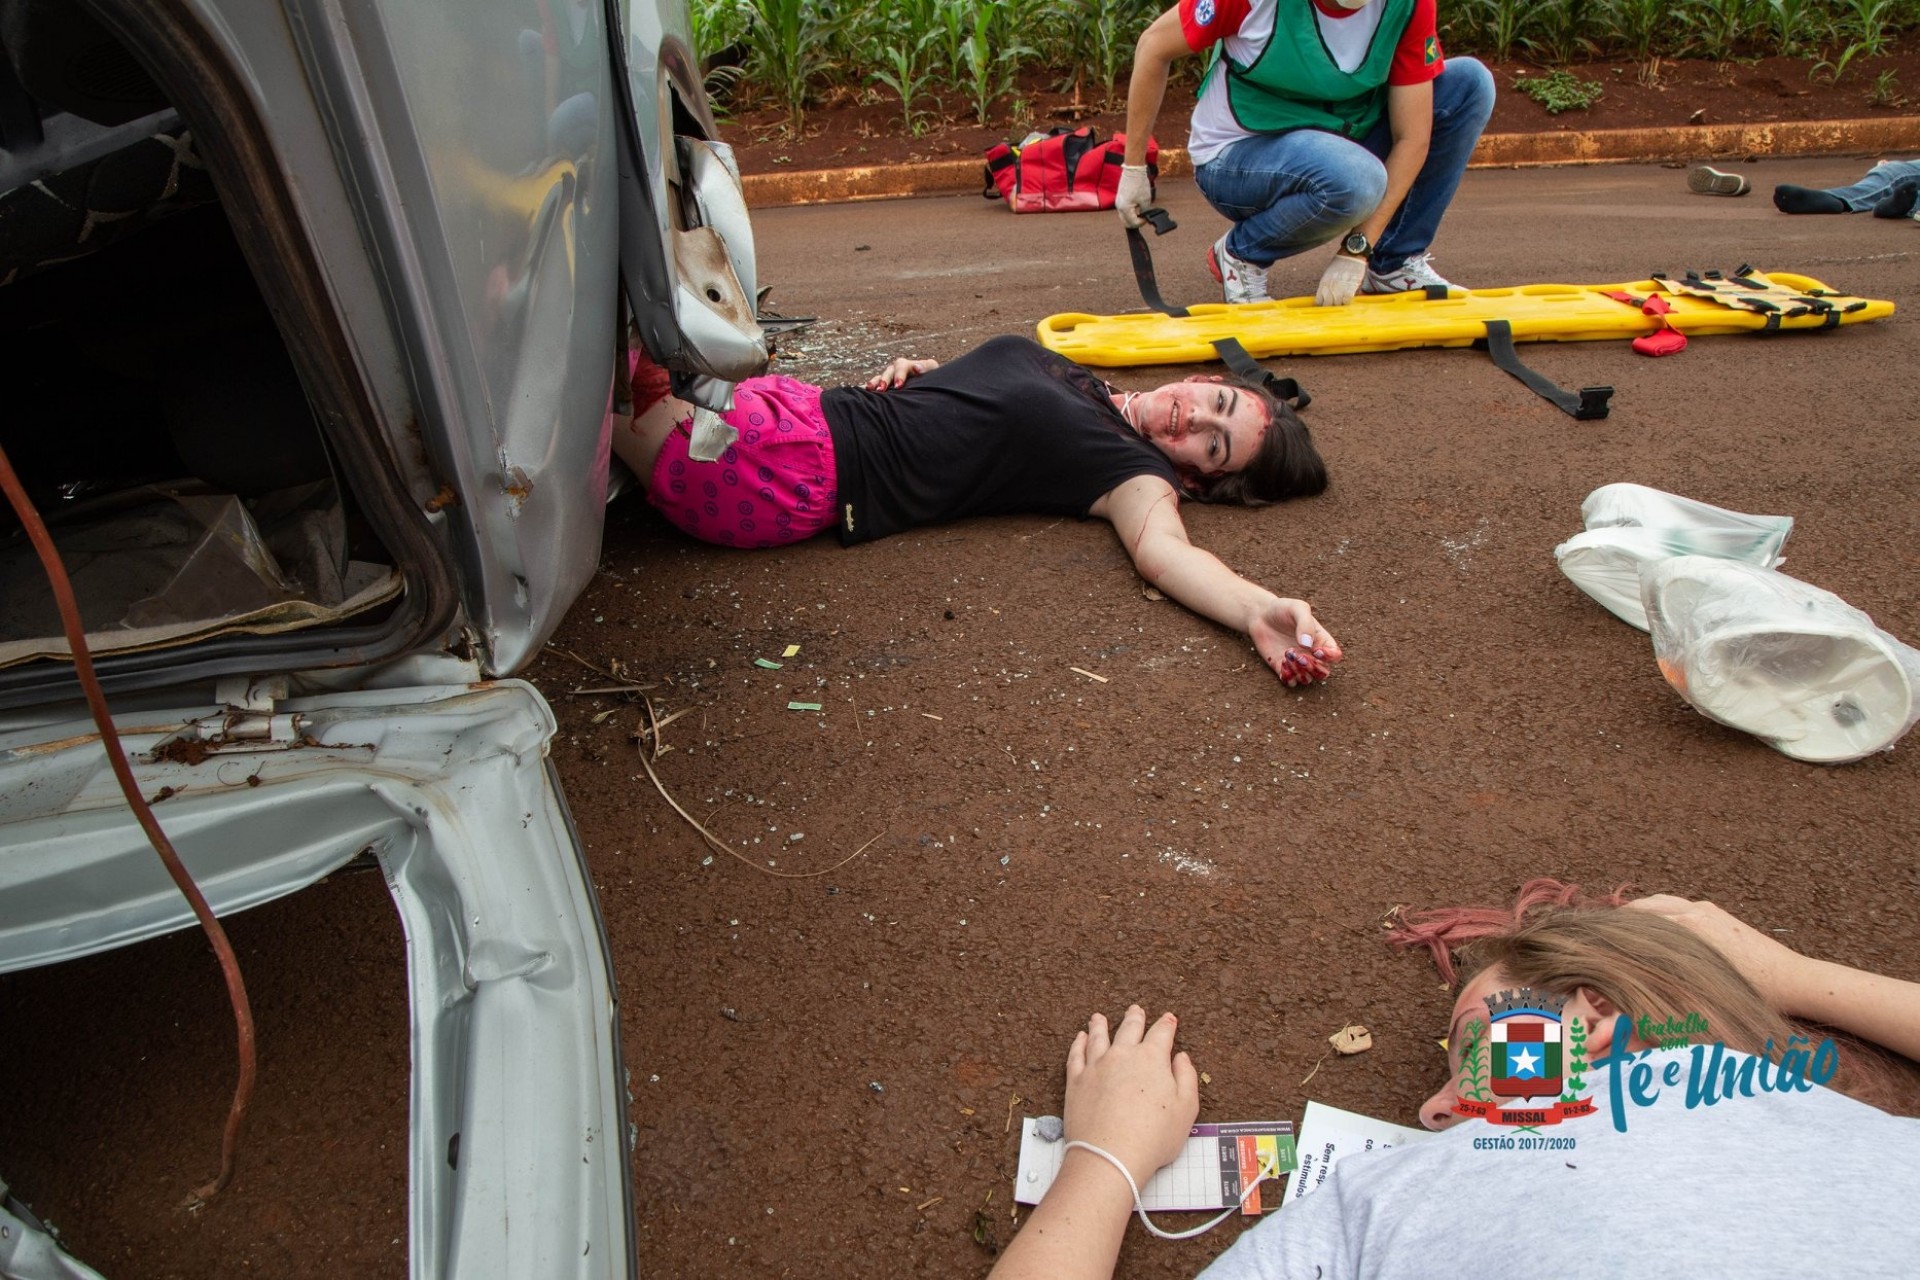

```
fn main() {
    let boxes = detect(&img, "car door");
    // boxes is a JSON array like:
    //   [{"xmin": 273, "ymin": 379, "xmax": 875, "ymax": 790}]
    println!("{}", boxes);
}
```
[
  {"xmin": 0, "ymin": 677, "xmax": 634, "ymax": 1280},
  {"xmin": 282, "ymin": 0, "xmax": 763, "ymax": 676}
]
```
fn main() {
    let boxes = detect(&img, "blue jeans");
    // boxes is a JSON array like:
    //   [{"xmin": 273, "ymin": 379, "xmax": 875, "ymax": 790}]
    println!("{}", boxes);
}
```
[
  {"xmin": 1193, "ymin": 56, "xmax": 1495, "ymax": 272},
  {"xmin": 1815, "ymin": 158, "xmax": 1920, "ymax": 211}
]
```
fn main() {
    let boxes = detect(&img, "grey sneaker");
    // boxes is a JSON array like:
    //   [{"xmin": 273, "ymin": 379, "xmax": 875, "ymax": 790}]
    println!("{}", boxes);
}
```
[
  {"xmin": 1362, "ymin": 251, "xmax": 1457, "ymax": 295},
  {"xmin": 1207, "ymin": 234, "xmax": 1271, "ymax": 304},
  {"xmin": 1689, "ymin": 166, "xmax": 1751, "ymax": 197}
]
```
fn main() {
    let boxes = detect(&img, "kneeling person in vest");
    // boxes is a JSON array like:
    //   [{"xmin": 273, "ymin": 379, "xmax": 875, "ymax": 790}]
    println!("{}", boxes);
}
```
[{"xmin": 1116, "ymin": 0, "xmax": 1494, "ymax": 306}]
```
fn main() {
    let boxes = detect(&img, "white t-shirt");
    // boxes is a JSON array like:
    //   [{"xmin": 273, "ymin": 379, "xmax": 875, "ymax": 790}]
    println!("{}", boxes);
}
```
[
  {"xmin": 1188, "ymin": 0, "xmax": 1387, "ymax": 164},
  {"xmin": 1199, "ymin": 1049, "xmax": 1920, "ymax": 1278}
]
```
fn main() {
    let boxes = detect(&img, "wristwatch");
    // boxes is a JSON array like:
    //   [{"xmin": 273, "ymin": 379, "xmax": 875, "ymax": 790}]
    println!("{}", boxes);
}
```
[{"xmin": 1342, "ymin": 230, "xmax": 1372, "ymax": 257}]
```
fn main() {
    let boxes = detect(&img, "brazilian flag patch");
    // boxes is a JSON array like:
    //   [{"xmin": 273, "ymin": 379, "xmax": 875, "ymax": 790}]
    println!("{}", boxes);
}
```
[{"xmin": 1425, "ymin": 35, "xmax": 1439, "ymax": 64}]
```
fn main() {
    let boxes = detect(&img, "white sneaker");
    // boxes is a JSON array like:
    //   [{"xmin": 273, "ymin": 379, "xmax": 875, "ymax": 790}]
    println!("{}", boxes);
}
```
[
  {"xmin": 1688, "ymin": 165, "xmax": 1751, "ymax": 197},
  {"xmin": 1208, "ymin": 234, "xmax": 1271, "ymax": 304},
  {"xmin": 1362, "ymin": 251, "xmax": 1457, "ymax": 295}
]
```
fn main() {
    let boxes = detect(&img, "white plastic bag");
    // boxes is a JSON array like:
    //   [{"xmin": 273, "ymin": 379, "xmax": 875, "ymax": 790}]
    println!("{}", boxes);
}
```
[
  {"xmin": 1555, "ymin": 484, "xmax": 1792, "ymax": 631},
  {"xmin": 1641, "ymin": 557, "xmax": 1920, "ymax": 763}
]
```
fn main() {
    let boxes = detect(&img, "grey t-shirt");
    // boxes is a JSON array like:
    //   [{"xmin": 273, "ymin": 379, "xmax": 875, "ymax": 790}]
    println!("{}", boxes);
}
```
[{"xmin": 1200, "ymin": 1049, "xmax": 1920, "ymax": 1279}]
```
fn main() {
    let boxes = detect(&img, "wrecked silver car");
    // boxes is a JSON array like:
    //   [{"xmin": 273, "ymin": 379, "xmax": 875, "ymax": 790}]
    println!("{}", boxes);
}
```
[{"xmin": 0, "ymin": 0, "xmax": 763, "ymax": 1275}]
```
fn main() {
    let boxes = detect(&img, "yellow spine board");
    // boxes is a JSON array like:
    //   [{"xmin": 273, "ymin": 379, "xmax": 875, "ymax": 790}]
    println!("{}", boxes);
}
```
[{"xmin": 1036, "ymin": 273, "xmax": 1894, "ymax": 369}]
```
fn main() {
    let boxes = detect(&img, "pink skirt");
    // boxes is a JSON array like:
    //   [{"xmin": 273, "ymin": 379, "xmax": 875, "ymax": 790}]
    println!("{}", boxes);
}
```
[{"xmin": 646, "ymin": 374, "xmax": 837, "ymax": 548}]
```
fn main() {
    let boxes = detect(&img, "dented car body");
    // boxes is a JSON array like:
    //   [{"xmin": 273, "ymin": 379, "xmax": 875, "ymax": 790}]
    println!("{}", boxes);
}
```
[{"xmin": 0, "ymin": 0, "xmax": 763, "ymax": 1275}]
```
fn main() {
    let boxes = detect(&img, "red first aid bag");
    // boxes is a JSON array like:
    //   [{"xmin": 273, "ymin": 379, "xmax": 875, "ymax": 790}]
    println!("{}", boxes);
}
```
[{"xmin": 982, "ymin": 127, "xmax": 1157, "ymax": 213}]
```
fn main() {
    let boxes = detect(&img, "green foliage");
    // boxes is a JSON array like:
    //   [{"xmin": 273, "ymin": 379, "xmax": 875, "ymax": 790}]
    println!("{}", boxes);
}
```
[
  {"xmin": 1870, "ymin": 66, "xmax": 1907, "ymax": 104},
  {"xmin": 691, "ymin": 0, "xmax": 754, "ymax": 59},
  {"xmin": 1448, "ymin": 0, "xmax": 1536, "ymax": 60},
  {"xmin": 1515, "ymin": 68, "xmax": 1605, "ymax": 112},
  {"xmin": 870, "ymin": 39, "xmax": 938, "ymax": 136},
  {"xmin": 1840, "ymin": 0, "xmax": 1900, "ymax": 52},
  {"xmin": 960, "ymin": 0, "xmax": 1035, "ymax": 126},
  {"xmin": 1595, "ymin": 0, "xmax": 1666, "ymax": 59},
  {"xmin": 1766, "ymin": 0, "xmax": 1833, "ymax": 55},
  {"xmin": 701, "ymin": 0, "xmax": 1920, "ymax": 132},
  {"xmin": 739, "ymin": 0, "xmax": 840, "ymax": 129},
  {"xmin": 1812, "ymin": 39, "xmax": 1870, "ymax": 80},
  {"xmin": 1055, "ymin": 0, "xmax": 1160, "ymax": 103},
  {"xmin": 928, "ymin": 1, "xmax": 972, "ymax": 90},
  {"xmin": 1526, "ymin": 0, "xmax": 1600, "ymax": 63},
  {"xmin": 1685, "ymin": 0, "xmax": 1759, "ymax": 59}
]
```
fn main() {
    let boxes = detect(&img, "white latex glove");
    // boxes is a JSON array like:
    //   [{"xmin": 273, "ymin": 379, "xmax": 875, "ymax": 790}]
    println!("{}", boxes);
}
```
[
  {"xmin": 1115, "ymin": 164, "xmax": 1152, "ymax": 228},
  {"xmin": 1314, "ymin": 254, "xmax": 1368, "ymax": 307}
]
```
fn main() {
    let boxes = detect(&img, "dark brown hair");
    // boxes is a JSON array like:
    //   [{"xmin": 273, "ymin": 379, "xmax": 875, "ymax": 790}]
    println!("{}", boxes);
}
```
[{"xmin": 1187, "ymin": 374, "xmax": 1327, "ymax": 507}]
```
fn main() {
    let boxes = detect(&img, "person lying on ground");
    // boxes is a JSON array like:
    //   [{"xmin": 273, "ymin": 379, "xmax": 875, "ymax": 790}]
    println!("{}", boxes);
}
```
[
  {"xmin": 1115, "ymin": 0, "xmax": 1495, "ymax": 306},
  {"xmin": 988, "ymin": 882, "xmax": 1920, "ymax": 1280},
  {"xmin": 612, "ymin": 334, "xmax": 1341, "ymax": 687},
  {"xmin": 1773, "ymin": 157, "xmax": 1920, "ymax": 219}
]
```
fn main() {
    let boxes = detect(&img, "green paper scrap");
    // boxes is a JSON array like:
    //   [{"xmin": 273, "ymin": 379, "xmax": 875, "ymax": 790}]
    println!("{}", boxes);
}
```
[
  {"xmin": 755, "ymin": 658, "xmax": 783, "ymax": 669},
  {"xmin": 782, "ymin": 644, "xmax": 801, "ymax": 658},
  {"xmin": 787, "ymin": 701, "xmax": 823, "ymax": 711}
]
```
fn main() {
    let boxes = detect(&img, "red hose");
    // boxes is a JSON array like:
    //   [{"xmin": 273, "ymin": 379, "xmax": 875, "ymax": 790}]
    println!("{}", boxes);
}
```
[{"xmin": 0, "ymin": 444, "xmax": 255, "ymax": 1204}]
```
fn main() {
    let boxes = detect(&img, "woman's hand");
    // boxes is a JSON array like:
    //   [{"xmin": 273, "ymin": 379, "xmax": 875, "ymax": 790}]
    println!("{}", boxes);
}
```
[
  {"xmin": 1065, "ymin": 1006, "xmax": 1199, "ymax": 1186},
  {"xmin": 1625, "ymin": 895, "xmax": 1810, "ymax": 1013},
  {"xmin": 865, "ymin": 357, "xmax": 939, "ymax": 390},
  {"xmin": 988, "ymin": 1005, "xmax": 1200, "ymax": 1280},
  {"xmin": 1247, "ymin": 598, "xmax": 1344, "ymax": 687}
]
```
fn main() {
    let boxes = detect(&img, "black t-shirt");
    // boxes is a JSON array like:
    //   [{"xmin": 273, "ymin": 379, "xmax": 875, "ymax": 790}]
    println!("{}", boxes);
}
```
[{"xmin": 819, "ymin": 335, "xmax": 1180, "ymax": 546}]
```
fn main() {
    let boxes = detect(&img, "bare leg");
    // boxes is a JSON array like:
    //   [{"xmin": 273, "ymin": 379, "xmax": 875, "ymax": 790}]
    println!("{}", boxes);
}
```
[
  {"xmin": 611, "ymin": 343, "xmax": 689, "ymax": 486},
  {"xmin": 611, "ymin": 391, "xmax": 694, "ymax": 487}
]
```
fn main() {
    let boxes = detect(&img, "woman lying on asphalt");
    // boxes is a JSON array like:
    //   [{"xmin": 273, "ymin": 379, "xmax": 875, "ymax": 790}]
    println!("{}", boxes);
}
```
[
  {"xmin": 990, "ymin": 882, "xmax": 1920, "ymax": 1279},
  {"xmin": 611, "ymin": 335, "xmax": 1340, "ymax": 687}
]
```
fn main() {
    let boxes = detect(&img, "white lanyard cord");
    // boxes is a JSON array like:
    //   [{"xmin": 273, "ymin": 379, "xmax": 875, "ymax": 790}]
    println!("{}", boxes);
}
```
[{"xmin": 1060, "ymin": 1140, "xmax": 1281, "ymax": 1241}]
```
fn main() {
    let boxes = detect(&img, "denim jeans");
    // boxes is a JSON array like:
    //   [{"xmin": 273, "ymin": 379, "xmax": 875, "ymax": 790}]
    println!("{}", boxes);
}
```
[
  {"xmin": 1193, "ymin": 56, "xmax": 1495, "ymax": 272},
  {"xmin": 1814, "ymin": 158, "xmax": 1920, "ymax": 211}
]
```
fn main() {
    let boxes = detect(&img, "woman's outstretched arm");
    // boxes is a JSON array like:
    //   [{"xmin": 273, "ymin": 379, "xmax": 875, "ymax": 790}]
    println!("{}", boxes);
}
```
[
  {"xmin": 988, "ymin": 1006, "xmax": 1199, "ymax": 1280},
  {"xmin": 1628, "ymin": 895, "xmax": 1920, "ymax": 1062},
  {"xmin": 1093, "ymin": 474, "xmax": 1343, "ymax": 687}
]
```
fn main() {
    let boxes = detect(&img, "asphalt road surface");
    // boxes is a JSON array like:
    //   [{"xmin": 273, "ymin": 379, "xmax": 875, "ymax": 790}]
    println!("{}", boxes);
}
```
[{"xmin": 7, "ymin": 156, "xmax": 1918, "ymax": 1279}]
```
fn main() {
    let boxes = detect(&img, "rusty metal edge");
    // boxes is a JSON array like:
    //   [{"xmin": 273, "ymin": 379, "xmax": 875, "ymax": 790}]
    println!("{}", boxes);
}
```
[{"xmin": 740, "ymin": 115, "xmax": 1920, "ymax": 208}]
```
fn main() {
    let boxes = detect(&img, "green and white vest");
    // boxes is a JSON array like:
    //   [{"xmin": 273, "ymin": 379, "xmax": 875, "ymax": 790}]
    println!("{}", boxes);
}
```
[{"xmin": 1211, "ymin": 0, "xmax": 1416, "ymax": 141}]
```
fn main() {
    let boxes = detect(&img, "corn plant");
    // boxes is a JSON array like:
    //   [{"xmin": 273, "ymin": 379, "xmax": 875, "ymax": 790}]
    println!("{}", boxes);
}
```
[
  {"xmin": 1525, "ymin": 0, "xmax": 1599, "ymax": 63},
  {"xmin": 931, "ymin": 1, "xmax": 974, "ymax": 93},
  {"xmin": 741, "ymin": 0, "xmax": 839, "ymax": 129},
  {"xmin": 1763, "ymin": 0, "xmax": 1830, "ymax": 53},
  {"xmin": 1447, "ymin": 0, "xmax": 1536, "ymax": 61},
  {"xmin": 959, "ymin": 0, "xmax": 1035, "ymax": 127},
  {"xmin": 1811, "ymin": 38, "xmax": 1870, "ymax": 80},
  {"xmin": 1595, "ymin": 0, "xmax": 1666, "ymax": 59},
  {"xmin": 870, "ymin": 35, "xmax": 939, "ymax": 135},
  {"xmin": 691, "ymin": 0, "xmax": 753, "ymax": 59},
  {"xmin": 1685, "ymin": 0, "xmax": 1757, "ymax": 59},
  {"xmin": 1055, "ymin": 0, "xmax": 1156, "ymax": 103},
  {"xmin": 1839, "ymin": 0, "xmax": 1899, "ymax": 52}
]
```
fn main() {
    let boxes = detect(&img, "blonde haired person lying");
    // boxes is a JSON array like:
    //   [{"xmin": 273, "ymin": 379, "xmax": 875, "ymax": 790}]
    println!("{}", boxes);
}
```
[{"xmin": 993, "ymin": 884, "xmax": 1920, "ymax": 1279}]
